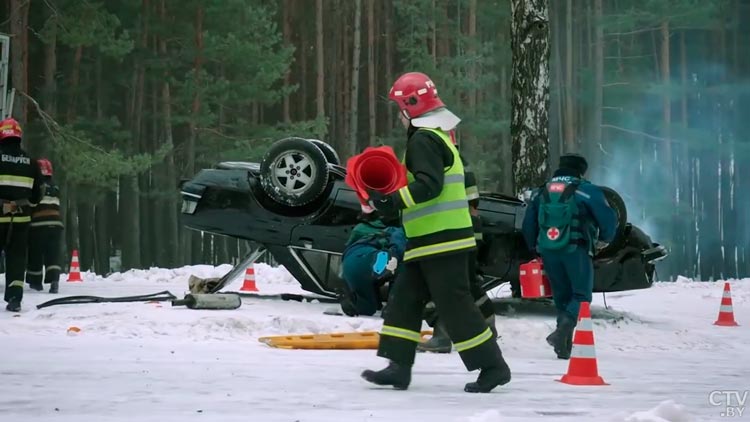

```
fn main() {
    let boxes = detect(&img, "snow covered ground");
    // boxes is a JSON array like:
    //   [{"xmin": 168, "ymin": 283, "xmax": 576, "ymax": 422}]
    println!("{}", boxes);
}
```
[{"xmin": 1, "ymin": 265, "xmax": 748, "ymax": 422}]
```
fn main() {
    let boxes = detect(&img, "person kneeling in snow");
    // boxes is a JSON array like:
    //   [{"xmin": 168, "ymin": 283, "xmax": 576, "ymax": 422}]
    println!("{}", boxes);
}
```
[{"xmin": 339, "ymin": 208, "xmax": 406, "ymax": 317}]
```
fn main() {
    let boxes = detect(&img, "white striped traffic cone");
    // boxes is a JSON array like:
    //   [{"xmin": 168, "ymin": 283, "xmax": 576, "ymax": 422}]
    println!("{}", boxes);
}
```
[
  {"xmin": 67, "ymin": 250, "xmax": 83, "ymax": 282},
  {"xmin": 714, "ymin": 282, "xmax": 739, "ymax": 326},
  {"xmin": 558, "ymin": 302, "xmax": 608, "ymax": 386}
]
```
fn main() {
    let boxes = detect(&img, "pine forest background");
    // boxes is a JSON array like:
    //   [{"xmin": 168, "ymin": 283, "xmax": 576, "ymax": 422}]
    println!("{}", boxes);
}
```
[{"xmin": 2, "ymin": 0, "xmax": 749, "ymax": 281}]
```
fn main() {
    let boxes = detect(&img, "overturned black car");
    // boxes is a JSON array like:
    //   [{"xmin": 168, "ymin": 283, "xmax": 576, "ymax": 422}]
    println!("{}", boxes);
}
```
[{"xmin": 179, "ymin": 137, "xmax": 667, "ymax": 300}]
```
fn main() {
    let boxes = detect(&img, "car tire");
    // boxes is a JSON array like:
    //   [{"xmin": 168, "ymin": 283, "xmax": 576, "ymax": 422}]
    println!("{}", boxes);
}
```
[
  {"xmin": 596, "ymin": 186, "xmax": 628, "ymax": 258},
  {"xmin": 306, "ymin": 139, "xmax": 340, "ymax": 165},
  {"xmin": 260, "ymin": 137, "xmax": 330, "ymax": 207}
]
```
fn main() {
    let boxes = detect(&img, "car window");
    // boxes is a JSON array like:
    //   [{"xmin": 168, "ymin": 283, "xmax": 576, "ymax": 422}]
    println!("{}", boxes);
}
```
[{"xmin": 296, "ymin": 249, "xmax": 345, "ymax": 291}]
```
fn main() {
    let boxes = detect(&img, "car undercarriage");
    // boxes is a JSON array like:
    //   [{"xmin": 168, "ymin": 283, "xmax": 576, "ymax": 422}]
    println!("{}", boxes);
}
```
[{"xmin": 179, "ymin": 137, "xmax": 667, "ymax": 301}]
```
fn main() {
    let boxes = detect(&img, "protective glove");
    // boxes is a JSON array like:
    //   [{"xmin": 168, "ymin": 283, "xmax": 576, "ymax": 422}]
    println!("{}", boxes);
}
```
[
  {"xmin": 366, "ymin": 189, "xmax": 399, "ymax": 217},
  {"xmin": 595, "ymin": 240, "xmax": 609, "ymax": 250}
]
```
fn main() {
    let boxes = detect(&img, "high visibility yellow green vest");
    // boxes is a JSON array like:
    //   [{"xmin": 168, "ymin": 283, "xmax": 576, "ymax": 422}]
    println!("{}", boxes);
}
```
[{"xmin": 397, "ymin": 128, "xmax": 475, "ymax": 261}]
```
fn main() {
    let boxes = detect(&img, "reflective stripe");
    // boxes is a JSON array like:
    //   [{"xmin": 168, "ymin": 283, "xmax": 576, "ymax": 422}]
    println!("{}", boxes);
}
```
[
  {"xmin": 722, "ymin": 291, "xmax": 732, "ymax": 298},
  {"xmin": 380, "ymin": 325, "xmax": 422, "ymax": 343},
  {"xmin": 444, "ymin": 174, "xmax": 465, "ymax": 184},
  {"xmin": 465, "ymin": 185, "xmax": 479, "ymax": 200},
  {"xmin": 26, "ymin": 270, "xmax": 43, "ymax": 276},
  {"xmin": 46, "ymin": 265, "xmax": 62, "ymax": 272},
  {"xmin": 0, "ymin": 175, "xmax": 34, "ymax": 189},
  {"xmin": 575, "ymin": 190, "xmax": 591, "ymax": 199},
  {"xmin": 401, "ymin": 199, "xmax": 470, "ymax": 223},
  {"xmin": 0, "ymin": 216, "xmax": 31, "ymax": 223},
  {"xmin": 720, "ymin": 305, "xmax": 734, "ymax": 313},
  {"xmin": 570, "ymin": 344, "xmax": 597, "ymax": 358},
  {"xmin": 577, "ymin": 317, "xmax": 593, "ymax": 331},
  {"xmin": 40, "ymin": 196, "xmax": 60, "ymax": 206},
  {"xmin": 9, "ymin": 280, "xmax": 24, "ymax": 288},
  {"xmin": 454, "ymin": 327, "xmax": 492, "ymax": 352},
  {"xmin": 403, "ymin": 236, "xmax": 476, "ymax": 261},
  {"xmin": 474, "ymin": 231, "xmax": 483, "ymax": 240},
  {"xmin": 398, "ymin": 186, "xmax": 416, "ymax": 208},
  {"xmin": 30, "ymin": 221, "xmax": 63, "ymax": 228}
]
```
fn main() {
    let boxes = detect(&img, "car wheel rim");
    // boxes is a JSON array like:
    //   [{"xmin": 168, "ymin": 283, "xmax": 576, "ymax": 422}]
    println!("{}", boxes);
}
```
[{"xmin": 270, "ymin": 150, "xmax": 316, "ymax": 194}]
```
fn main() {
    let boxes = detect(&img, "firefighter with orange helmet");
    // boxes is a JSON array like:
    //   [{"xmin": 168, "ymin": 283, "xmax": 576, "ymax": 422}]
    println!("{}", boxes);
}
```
[
  {"xmin": 361, "ymin": 72, "xmax": 511, "ymax": 393},
  {"xmin": 26, "ymin": 158, "xmax": 64, "ymax": 294},
  {"xmin": 0, "ymin": 117, "xmax": 43, "ymax": 312}
]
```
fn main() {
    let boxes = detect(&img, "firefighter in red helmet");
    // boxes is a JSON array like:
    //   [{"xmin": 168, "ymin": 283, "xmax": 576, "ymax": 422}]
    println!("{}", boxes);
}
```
[
  {"xmin": 0, "ymin": 117, "xmax": 43, "ymax": 312},
  {"xmin": 361, "ymin": 72, "xmax": 511, "ymax": 393},
  {"xmin": 26, "ymin": 158, "xmax": 64, "ymax": 294}
]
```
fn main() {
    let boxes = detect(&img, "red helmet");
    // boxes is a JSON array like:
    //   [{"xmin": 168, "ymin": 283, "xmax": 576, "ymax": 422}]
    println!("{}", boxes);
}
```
[
  {"xmin": 0, "ymin": 118, "xmax": 22, "ymax": 142},
  {"xmin": 388, "ymin": 72, "xmax": 445, "ymax": 119},
  {"xmin": 38, "ymin": 158, "xmax": 54, "ymax": 176}
]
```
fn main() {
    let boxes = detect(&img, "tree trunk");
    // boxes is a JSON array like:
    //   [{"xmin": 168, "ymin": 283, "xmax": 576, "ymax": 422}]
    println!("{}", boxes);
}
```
[
  {"xmin": 591, "ymin": 0, "xmax": 603, "ymax": 163},
  {"xmin": 563, "ymin": 0, "xmax": 575, "ymax": 150},
  {"xmin": 158, "ymin": 0, "xmax": 178, "ymax": 268},
  {"xmin": 315, "ymin": 0, "xmax": 325, "ymax": 137},
  {"xmin": 349, "ymin": 0, "xmax": 362, "ymax": 156},
  {"xmin": 468, "ymin": 0, "xmax": 478, "ymax": 110},
  {"xmin": 181, "ymin": 3, "xmax": 203, "ymax": 265},
  {"xmin": 384, "ymin": 0, "xmax": 394, "ymax": 133},
  {"xmin": 9, "ymin": 0, "xmax": 29, "ymax": 125},
  {"xmin": 120, "ymin": 0, "xmax": 149, "ymax": 270},
  {"xmin": 42, "ymin": 0, "xmax": 57, "ymax": 123},
  {"xmin": 282, "ymin": 0, "xmax": 292, "ymax": 123},
  {"xmin": 510, "ymin": 0, "xmax": 551, "ymax": 194},
  {"xmin": 367, "ymin": 0, "xmax": 376, "ymax": 146}
]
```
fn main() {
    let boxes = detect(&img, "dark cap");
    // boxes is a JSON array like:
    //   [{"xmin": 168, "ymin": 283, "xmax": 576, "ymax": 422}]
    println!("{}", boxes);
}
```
[{"xmin": 559, "ymin": 153, "xmax": 588, "ymax": 177}]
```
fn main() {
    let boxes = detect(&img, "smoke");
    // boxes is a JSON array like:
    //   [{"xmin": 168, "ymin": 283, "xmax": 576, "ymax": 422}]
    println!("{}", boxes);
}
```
[{"xmin": 582, "ymin": 59, "xmax": 750, "ymax": 279}]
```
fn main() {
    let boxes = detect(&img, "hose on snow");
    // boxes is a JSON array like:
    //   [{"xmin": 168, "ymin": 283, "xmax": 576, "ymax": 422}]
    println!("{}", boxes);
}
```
[{"xmin": 36, "ymin": 290, "xmax": 178, "ymax": 310}]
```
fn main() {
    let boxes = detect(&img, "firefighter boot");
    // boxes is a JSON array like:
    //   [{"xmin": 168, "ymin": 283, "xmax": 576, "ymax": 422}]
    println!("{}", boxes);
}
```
[
  {"xmin": 417, "ymin": 320, "xmax": 452, "ymax": 353},
  {"xmin": 361, "ymin": 361, "xmax": 411, "ymax": 390},
  {"xmin": 6, "ymin": 298, "xmax": 21, "ymax": 312},
  {"xmin": 49, "ymin": 282, "xmax": 59, "ymax": 294},
  {"xmin": 464, "ymin": 348, "xmax": 511, "ymax": 393}
]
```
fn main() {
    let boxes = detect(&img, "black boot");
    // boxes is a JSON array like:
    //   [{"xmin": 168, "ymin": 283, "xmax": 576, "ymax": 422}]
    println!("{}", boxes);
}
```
[
  {"xmin": 546, "ymin": 314, "xmax": 563, "ymax": 348},
  {"xmin": 49, "ymin": 282, "xmax": 59, "ymax": 294},
  {"xmin": 464, "ymin": 349, "xmax": 511, "ymax": 393},
  {"xmin": 417, "ymin": 321, "xmax": 452, "ymax": 353},
  {"xmin": 6, "ymin": 298, "xmax": 21, "ymax": 312},
  {"xmin": 553, "ymin": 313, "xmax": 577, "ymax": 360},
  {"xmin": 29, "ymin": 283, "xmax": 43, "ymax": 292},
  {"xmin": 361, "ymin": 361, "xmax": 411, "ymax": 390}
]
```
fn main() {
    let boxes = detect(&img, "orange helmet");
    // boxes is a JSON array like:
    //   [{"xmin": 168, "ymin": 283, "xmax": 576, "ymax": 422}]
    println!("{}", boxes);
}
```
[
  {"xmin": 0, "ymin": 118, "xmax": 22, "ymax": 142},
  {"xmin": 38, "ymin": 158, "xmax": 54, "ymax": 176}
]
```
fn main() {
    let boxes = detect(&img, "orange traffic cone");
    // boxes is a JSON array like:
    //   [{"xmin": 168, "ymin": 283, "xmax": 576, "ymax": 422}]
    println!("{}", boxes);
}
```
[
  {"xmin": 558, "ymin": 302, "xmax": 609, "ymax": 386},
  {"xmin": 67, "ymin": 250, "xmax": 83, "ymax": 282},
  {"xmin": 714, "ymin": 282, "xmax": 739, "ymax": 326},
  {"xmin": 239, "ymin": 266, "xmax": 258, "ymax": 292}
]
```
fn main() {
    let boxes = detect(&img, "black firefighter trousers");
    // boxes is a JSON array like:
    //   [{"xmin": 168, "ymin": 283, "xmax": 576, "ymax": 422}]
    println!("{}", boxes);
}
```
[
  {"xmin": 1, "ymin": 221, "xmax": 29, "ymax": 304},
  {"xmin": 26, "ymin": 226, "xmax": 63, "ymax": 286},
  {"xmin": 378, "ymin": 251, "xmax": 502, "ymax": 371}
]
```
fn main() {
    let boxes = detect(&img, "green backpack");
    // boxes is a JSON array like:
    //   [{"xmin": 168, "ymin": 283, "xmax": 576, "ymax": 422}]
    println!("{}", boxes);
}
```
[{"xmin": 536, "ymin": 179, "xmax": 582, "ymax": 252}]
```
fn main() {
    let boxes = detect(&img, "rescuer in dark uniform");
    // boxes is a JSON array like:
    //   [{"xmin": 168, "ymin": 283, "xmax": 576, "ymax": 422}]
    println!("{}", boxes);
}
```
[
  {"xmin": 0, "ymin": 118, "xmax": 43, "ymax": 312},
  {"xmin": 521, "ymin": 153, "xmax": 617, "ymax": 359},
  {"xmin": 26, "ymin": 158, "xmax": 64, "ymax": 294},
  {"xmin": 361, "ymin": 72, "xmax": 511, "ymax": 393}
]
